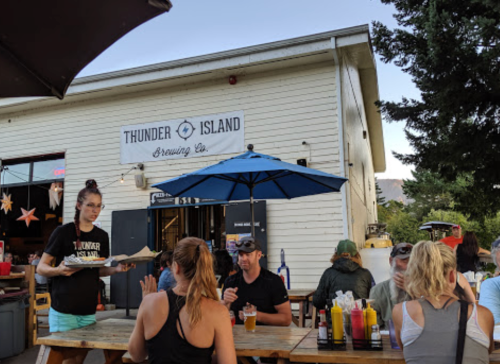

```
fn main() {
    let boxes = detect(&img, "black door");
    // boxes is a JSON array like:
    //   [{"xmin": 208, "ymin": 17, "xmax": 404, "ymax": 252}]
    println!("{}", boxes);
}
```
[
  {"xmin": 225, "ymin": 201, "xmax": 268, "ymax": 269},
  {"xmin": 110, "ymin": 209, "xmax": 150, "ymax": 308}
]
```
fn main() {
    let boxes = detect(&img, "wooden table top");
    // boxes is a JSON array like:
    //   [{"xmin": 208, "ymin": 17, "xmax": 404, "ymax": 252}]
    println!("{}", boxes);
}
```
[
  {"xmin": 288, "ymin": 289, "xmax": 315, "ymax": 301},
  {"xmin": 37, "ymin": 318, "xmax": 311, "ymax": 359},
  {"xmin": 289, "ymin": 329, "xmax": 500, "ymax": 364},
  {"xmin": 0, "ymin": 272, "xmax": 25, "ymax": 280}
]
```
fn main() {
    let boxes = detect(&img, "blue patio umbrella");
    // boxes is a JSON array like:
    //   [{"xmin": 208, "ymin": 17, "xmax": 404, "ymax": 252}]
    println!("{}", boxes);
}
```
[{"xmin": 153, "ymin": 145, "xmax": 348, "ymax": 235}]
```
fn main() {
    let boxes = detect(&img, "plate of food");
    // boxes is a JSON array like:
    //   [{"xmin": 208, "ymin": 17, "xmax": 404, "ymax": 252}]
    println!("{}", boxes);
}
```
[
  {"xmin": 112, "ymin": 246, "xmax": 162, "ymax": 265},
  {"xmin": 64, "ymin": 255, "xmax": 114, "ymax": 268}
]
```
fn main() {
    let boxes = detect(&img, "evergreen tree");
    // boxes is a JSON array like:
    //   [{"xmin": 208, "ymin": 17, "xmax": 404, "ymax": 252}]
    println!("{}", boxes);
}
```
[
  {"xmin": 372, "ymin": 0, "xmax": 500, "ymax": 219},
  {"xmin": 375, "ymin": 179, "xmax": 386, "ymax": 206}
]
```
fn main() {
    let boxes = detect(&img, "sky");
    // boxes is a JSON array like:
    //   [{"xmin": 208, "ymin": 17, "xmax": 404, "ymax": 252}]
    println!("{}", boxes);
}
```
[{"xmin": 79, "ymin": 0, "xmax": 420, "ymax": 180}]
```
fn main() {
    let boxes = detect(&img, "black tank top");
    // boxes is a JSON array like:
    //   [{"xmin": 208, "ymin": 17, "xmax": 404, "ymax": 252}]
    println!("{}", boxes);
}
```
[{"xmin": 146, "ymin": 289, "xmax": 215, "ymax": 364}]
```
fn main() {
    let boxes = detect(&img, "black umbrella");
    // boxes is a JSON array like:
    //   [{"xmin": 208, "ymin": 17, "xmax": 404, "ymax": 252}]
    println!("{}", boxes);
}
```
[{"xmin": 0, "ymin": 0, "xmax": 172, "ymax": 99}]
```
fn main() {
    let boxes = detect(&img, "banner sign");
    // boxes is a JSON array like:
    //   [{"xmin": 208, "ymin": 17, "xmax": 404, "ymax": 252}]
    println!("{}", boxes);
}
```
[
  {"xmin": 150, "ymin": 192, "xmax": 223, "ymax": 207},
  {"xmin": 120, "ymin": 110, "xmax": 245, "ymax": 164}
]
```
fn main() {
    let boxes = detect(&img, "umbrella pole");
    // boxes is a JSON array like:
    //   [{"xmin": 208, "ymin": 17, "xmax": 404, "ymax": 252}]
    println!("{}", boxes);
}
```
[{"xmin": 250, "ymin": 185, "xmax": 255, "ymax": 237}]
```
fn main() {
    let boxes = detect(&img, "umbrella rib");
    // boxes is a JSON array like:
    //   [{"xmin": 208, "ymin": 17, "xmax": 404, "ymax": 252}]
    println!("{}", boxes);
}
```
[
  {"xmin": 263, "ymin": 171, "xmax": 292, "ymax": 199},
  {"xmin": 290, "ymin": 172, "xmax": 345, "ymax": 191},
  {"xmin": 0, "ymin": 42, "xmax": 64, "ymax": 99},
  {"xmin": 174, "ymin": 175, "xmax": 213, "ymax": 196},
  {"xmin": 213, "ymin": 174, "xmax": 250, "ymax": 184},
  {"xmin": 255, "ymin": 171, "xmax": 292, "ymax": 185}
]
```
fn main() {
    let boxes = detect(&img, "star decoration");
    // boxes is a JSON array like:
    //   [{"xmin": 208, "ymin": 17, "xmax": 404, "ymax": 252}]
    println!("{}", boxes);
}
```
[
  {"xmin": 17, "ymin": 208, "xmax": 39, "ymax": 227},
  {"xmin": 49, "ymin": 182, "xmax": 63, "ymax": 210},
  {"xmin": 1, "ymin": 193, "xmax": 13, "ymax": 214}
]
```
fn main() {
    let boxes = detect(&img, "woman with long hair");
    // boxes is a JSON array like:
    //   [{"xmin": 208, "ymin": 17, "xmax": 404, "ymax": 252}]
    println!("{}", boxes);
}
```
[
  {"xmin": 456, "ymin": 231, "xmax": 490, "ymax": 273},
  {"xmin": 393, "ymin": 241, "xmax": 493, "ymax": 364},
  {"xmin": 213, "ymin": 249, "xmax": 233, "ymax": 289},
  {"xmin": 312, "ymin": 239, "xmax": 374, "ymax": 308},
  {"xmin": 38, "ymin": 180, "xmax": 133, "ymax": 364},
  {"xmin": 129, "ymin": 237, "xmax": 236, "ymax": 364}
]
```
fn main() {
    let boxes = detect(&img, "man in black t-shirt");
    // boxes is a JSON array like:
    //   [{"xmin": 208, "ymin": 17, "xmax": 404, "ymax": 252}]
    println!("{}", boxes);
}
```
[{"xmin": 222, "ymin": 236, "xmax": 291, "ymax": 326}]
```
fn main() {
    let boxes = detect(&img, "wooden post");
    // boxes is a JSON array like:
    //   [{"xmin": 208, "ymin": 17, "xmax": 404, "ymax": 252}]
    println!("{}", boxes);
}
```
[{"xmin": 24, "ymin": 265, "xmax": 35, "ymax": 349}]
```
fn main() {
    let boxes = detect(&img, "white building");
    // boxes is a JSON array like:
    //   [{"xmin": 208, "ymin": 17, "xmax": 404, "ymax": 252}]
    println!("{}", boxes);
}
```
[{"xmin": 0, "ymin": 24, "xmax": 385, "ymax": 298}]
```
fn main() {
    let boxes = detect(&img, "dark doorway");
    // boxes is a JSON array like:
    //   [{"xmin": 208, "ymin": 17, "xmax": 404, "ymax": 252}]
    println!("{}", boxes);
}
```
[
  {"xmin": 110, "ymin": 209, "xmax": 150, "ymax": 309},
  {"xmin": 225, "ymin": 201, "xmax": 268, "ymax": 269}
]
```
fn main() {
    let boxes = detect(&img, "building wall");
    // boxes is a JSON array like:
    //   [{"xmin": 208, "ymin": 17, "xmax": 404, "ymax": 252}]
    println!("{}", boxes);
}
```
[
  {"xmin": 339, "ymin": 50, "xmax": 378, "ymax": 247},
  {"xmin": 0, "ymin": 59, "xmax": 345, "ymax": 289}
]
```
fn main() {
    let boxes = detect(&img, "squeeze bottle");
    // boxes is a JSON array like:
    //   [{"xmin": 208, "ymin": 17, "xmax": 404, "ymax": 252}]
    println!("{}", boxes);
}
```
[
  {"xmin": 365, "ymin": 303, "xmax": 377, "ymax": 340},
  {"xmin": 331, "ymin": 300, "xmax": 344, "ymax": 342},
  {"xmin": 351, "ymin": 302, "xmax": 365, "ymax": 346}
]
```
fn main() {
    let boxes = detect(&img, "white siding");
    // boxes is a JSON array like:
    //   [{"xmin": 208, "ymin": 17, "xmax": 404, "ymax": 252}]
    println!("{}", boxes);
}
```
[
  {"xmin": 339, "ymin": 50, "xmax": 378, "ymax": 247},
  {"xmin": 0, "ymin": 60, "xmax": 343, "ymax": 290}
]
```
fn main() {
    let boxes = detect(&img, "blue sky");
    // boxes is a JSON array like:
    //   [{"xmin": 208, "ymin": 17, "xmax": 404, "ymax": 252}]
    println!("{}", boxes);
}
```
[{"xmin": 80, "ymin": 0, "xmax": 420, "ymax": 180}]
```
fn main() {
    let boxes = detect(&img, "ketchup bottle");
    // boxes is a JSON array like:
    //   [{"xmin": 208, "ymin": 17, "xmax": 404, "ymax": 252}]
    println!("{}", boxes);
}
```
[{"xmin": 351, "ymin": 302, "xmax": 365, "ymax": 347}]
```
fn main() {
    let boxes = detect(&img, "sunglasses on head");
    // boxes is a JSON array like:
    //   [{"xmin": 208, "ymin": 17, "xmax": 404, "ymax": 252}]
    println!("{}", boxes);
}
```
[
  {"xmin": 393, "ymin": 246, "xmax": 412, "ymax": 256},
  {"xmin": 236, "ymin": 239, "xmax": 256, "ymax": 248}
]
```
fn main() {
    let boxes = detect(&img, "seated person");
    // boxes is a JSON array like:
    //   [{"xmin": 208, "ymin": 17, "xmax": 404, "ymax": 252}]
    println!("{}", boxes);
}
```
[
  {"xmin": 313, "ymin": 239, "xmax": 374, "ymax": 309},
  {"xmin": 158, "ymin": 250, "xmax": 175, "ymax": 292},
  {"xmin": 370, "ymin": 243, "xmax": 413, "ymax": 329},
  {"xmin": 31, "ymin": 250, "xmax": 48, "ymax": 287},
  {"xmin": 221, "ymin": 236, "xmax": 292, "ymax": 326},
  {"xmin": 213, "ymin": 249, "xmax": 233, "ymax": 289},
  {"xmin": 393, "ymin": 241, "xmax": 493, "ymax": 363},
  {"xmin": 479, "ymin": 238, "xmax": 500, "ymax": 323}
]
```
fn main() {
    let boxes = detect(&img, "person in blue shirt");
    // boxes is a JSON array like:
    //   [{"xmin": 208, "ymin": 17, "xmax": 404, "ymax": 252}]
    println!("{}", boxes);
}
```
[
  {"xmin": 479, "ymin": 238, "xmax": 500, "ymax": 323},
  {"xmin": 158, "ymin": 250, "xmax": 175, "ymax": 292}
]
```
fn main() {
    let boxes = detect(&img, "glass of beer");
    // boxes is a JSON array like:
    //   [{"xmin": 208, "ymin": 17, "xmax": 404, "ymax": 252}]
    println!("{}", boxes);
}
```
[
  {"xmin": 243, "ymin": 305, "xmax": 257, "ymax": 332},
  {"xmin": 469, "ymin": 282, "xmax": 477, "ymax": 300}
]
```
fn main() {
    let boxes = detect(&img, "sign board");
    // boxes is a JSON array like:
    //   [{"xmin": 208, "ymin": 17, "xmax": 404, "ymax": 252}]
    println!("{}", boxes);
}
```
[
  {"xmin": 150, "ymin": 192, "xmax": 222, "ymax": 207},
  {"xmin": 120, "ymin": 110, "xmax": 245, "ymax": 164},
  {"xmin": 0, "ymin": 240, "xmax": 3, "ymax": 262}
]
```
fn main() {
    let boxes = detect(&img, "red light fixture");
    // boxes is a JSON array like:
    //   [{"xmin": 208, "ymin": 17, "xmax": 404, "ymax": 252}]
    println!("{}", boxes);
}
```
[{"xmin": 228, "ymin": 75, "xmax": 237, "ymax": 85}]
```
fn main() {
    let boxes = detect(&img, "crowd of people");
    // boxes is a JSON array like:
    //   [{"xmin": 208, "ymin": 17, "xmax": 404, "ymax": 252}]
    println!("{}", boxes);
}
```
[{"xmin": 4, "ymin": 179, "xmax": 500, "ymax": 364}]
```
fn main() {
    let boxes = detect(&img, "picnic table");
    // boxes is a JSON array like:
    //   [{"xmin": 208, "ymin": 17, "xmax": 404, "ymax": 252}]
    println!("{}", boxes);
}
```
[
  {"xmin": 36, "ymin": 318, "xmax": 311, "ymax": 364},
  {"xmin": 289, "ymin": 329, "xmax": 500, "ymax": 363},
  {"xmin": 288, "ymin": 289, "xmax": 316, "ymax": 328}
]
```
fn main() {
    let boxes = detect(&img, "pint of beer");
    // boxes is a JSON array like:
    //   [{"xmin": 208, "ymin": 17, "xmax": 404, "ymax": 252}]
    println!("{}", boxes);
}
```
[{"xmin": 243, "ymin": 305, "xmax": 257, "ymax": 332}]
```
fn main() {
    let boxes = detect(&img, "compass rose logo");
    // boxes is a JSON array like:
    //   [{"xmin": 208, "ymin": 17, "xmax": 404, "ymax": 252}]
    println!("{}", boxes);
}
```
[{"xmin": 176, "ymin": 120, "xmax": 195, "ymax": 141}]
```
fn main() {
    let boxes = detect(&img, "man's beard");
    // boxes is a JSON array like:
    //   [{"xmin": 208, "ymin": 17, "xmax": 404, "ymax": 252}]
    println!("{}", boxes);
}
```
[{"xmin": 390, "ymin": 263, "xmax": 407, "ymax": 303}]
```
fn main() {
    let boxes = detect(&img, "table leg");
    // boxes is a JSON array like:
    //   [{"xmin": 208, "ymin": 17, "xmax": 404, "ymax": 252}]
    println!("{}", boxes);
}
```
[
  {"xmin": 103, "ymin": 349, "xmax": 127, "ymax": 364},
  {"xmin": 298, "ymin": 301, "xmax": 305, "ymax": 328},
  {"xmin": 36, "ymin": 346, "xmax": 90, "ymax": 364}
]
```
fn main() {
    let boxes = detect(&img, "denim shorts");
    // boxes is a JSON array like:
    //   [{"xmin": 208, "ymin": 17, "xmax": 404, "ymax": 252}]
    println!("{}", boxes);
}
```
[{"xmin": 49, "ymin": 307, "xmax": 96, "ymax": 333}]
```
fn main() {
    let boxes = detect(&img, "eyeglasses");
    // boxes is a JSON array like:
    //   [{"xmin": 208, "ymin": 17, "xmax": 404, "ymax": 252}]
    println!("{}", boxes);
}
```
[
  {"xmin": 392, "ymin": 246, "xmax": 412, "ymax": 257},
  {"xmin": 84, "ymin": 203, "xmax": 105, "ymax": 210}
]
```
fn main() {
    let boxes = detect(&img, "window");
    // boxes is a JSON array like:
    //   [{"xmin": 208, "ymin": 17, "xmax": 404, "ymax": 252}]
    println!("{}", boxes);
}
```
[{"xmin": 1, "ymin": 156, "xmax": 65, "ymax": 186}]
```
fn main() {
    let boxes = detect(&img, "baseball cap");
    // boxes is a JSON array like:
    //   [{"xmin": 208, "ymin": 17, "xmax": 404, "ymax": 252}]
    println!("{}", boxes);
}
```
[
  {"xmin": 452, "ymin": 224, "xmax": 461, "ymax": 229},
  {"xmin": 235, "ymin": 236, "xmax": 261, "ymax": 253},
  {"xmin": 391, "ymin": 243, "xmax": 413, "ymax": 259},
  {"xmin": 336, "ymin": 239, "xmax": 357, "ymax": 257}
]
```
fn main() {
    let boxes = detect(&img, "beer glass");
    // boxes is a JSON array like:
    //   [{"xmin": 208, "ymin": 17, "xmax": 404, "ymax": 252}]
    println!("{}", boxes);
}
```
[{"xmin": 243, "ymin": 305, "xmax": 257, "ymax": 332}]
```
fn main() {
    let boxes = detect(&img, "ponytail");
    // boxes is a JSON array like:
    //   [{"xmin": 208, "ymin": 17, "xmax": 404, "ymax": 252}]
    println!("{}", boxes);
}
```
[
  {"xmin": 74, "ymin": 179, "xmax": 102, "ymax": 249},
  {"xmin": 173, "ymin": 238, "xmax": 219, "ymax": 326}
]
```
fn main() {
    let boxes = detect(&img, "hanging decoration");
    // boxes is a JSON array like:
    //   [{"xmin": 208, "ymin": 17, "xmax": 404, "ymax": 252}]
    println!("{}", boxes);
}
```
[
  {"xmin": 1, "ymin": 193, "xmax": 13, "ymax": 214},
  {"xmin": 17, "ymin": 208, "xmax": 39, "ymax": 227},
  {"xmin": 49, "ymin": 182, "xmax": 63, "ymax": 210}
]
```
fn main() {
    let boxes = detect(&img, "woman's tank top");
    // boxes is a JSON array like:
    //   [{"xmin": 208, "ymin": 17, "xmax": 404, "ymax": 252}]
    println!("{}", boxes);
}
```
[
  {"xmin": 146, "ymin": 289, "xmax": 215, "ymax": 364},
  {"xmin": 401, "ymin": 299, "xmax": 489, "ymax": 364}
]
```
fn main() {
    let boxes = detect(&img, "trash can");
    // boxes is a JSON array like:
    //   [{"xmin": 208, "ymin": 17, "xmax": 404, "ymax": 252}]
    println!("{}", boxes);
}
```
[{"xmin": 0, "ymin": 290, "xmax": 30, "ymax": 359}]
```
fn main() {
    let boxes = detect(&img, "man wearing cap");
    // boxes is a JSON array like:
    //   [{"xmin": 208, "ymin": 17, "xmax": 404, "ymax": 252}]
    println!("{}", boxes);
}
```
[
  {"xmin": 440, "ymin": 224, "xmax": 463, "ymax": 249},
  {"xmin": 221, "ymin": 236, "xmax": 292, "ymax": 326},
  {"xmin": 369, "ymin": 243, "xmax": 413, "ymax": 329},
  {"xmin": 313, "ymin": 239, "xmax": 374, "ymax": 309}
]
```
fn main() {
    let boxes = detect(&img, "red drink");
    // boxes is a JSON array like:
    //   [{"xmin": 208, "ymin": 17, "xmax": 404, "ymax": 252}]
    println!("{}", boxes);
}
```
[{"xmin": 231, "ymin": 316, "xmax": 236, "ymax": 327}]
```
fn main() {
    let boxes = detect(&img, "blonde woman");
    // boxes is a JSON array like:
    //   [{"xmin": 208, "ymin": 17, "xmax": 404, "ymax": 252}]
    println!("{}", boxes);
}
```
[
  {"xmin": 392, "ymin": 241, "xmax": 493, "ymax": 364},
  {"xmin": 129, "ymin": 238, "xmax": 236, "ymax": 364}
]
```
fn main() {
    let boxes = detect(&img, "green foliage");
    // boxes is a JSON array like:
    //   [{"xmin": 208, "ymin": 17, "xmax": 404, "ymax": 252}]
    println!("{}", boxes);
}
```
[
  {"xmin": 375, "ymin": 179, "xmax": 386, "ymax": 206},
  {"xmin": 386, "ymin": 210, "xmax": 428, "ymax": 244},
  {"xmin": 372, "ymin": 0, "xmax": 500, "ymax": 220}
]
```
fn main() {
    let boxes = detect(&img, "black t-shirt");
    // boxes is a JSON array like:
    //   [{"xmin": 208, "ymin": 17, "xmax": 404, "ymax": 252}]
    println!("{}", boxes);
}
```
[
  {"xmin": 222, "ymin": 268, "xmax": 289, "ymax": 325},
  {"xmin": 44, "ymin": 223, "xmax": 110, "ymax": 315}
]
